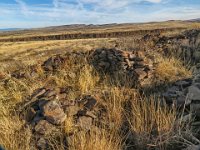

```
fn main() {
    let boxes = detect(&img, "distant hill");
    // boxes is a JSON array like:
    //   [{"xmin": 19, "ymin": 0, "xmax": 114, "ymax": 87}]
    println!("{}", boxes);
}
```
[
  {"xmin": 31, "ymin": 23, "xmax": 119, "ymax": 31},
  {"xmin": 0, "ymin": 20, "xmax": 199, "ymax": 43},
  {"xmin": 0, "ymin": 24, "xmax": 120, "ymax": 33},
  {"xmin": 187, "ymin": 18, "xmax": 200, "ymax": 22},
  {"xmin": 0, "ymin": 18, "xmax": 199, "ymax": 32},
  {"xmin": 1, "ymin": 18, "xmax": 200, "ymax": 32},
  {"xmin": 0, "ymin": 28, "xmax": 23, "ymax": 32}
]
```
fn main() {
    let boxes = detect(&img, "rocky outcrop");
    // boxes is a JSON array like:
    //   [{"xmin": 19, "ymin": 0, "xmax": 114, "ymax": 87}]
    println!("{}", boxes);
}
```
[
  {"xmin": 42, "ymin": 55, "xmax": 67, "ymax": 72},
  {"xmin": 183, "ymin": 144, "xmax": 200, "ymax": 150},
  {"xmin": 0, "ymin": 27, "xmax": 185, "ymax": 42},
  {"xmin": 24, "ymin": 86, "xmax": 69, "ymax": 149},
  {"xmin": 163, "ymin": 78, "xmax": 193, "ymax": 106},
  {"xmin": 11, "ymin": 51, "xmax": 87, "ymax": 79},
  {"xmin": 161, "ymin": 64, "xmax": 200, "ymax": 149},
  {"xmin": 163, "ymin": 64, "xmax": 200, "ymax": 114},
  {"xmin": 11, "ymin": 48, "xmax": 156, "ymax": 88},
  {"xmin": 11, "ymin": 69, "xmax": 30, "ymax": 79},
  {"xmin": 42, "ymin": 100, "xmax": 67, "ymax": 125},
  {"xmin": 155, "ymin": 29, "xmax": 200, "ymax": 64},
  {"xmin": 24, "ymin": 86, "xmax": 107, "ymax": 149},
  {"xmin": 89, "ymin": 48, "xmax": 155, "ymax": 87}
]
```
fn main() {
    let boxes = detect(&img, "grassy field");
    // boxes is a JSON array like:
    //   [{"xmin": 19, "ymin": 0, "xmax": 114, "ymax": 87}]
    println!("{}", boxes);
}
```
[
  {"xmin": 0, "ymin": 21, "xmax": 200, "ymax": 41},
  {"xmin": 0, "ymin": 38, "xmax": 117, "ymax": 72},
  {"xmin": 0, "ymin": 22, "xmax": 198, "ymax": 150}
]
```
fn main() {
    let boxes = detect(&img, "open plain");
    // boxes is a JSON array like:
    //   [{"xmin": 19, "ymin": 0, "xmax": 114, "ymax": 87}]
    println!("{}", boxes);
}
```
[{"xmin": 0, "ymin": 21, "xmax": 200, "ymax": 150}]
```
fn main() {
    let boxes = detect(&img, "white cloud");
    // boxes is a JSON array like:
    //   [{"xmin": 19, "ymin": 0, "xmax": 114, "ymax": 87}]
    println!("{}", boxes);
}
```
[
  {"xmin": 79, "ymin": 0, "xmax": 163, "ymax": 10},
  {"xmin": 148, "ymin": 7, "xmax": 200, "ymax": 21},
  {"xmin": 0, "ymin": 0, "xmax": 200, "ymax": 28},
  {"xmin": 80, "ymin": 0, "xmax": 163, "ymax": 4},
  {"xmin": 15, "ymin": 0, "xmax": 30, "ymax": 15},
  {"xmin": 146, "ymin": 0, "xmax": 162, "ymax": 3}
]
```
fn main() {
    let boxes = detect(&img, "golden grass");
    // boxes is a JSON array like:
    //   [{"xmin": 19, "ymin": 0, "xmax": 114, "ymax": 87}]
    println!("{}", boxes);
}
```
[
  {"xmin": 100, "ymin": 86, "xmax": 130, "ymax": 128},
  {"xmin": 155, "ymin": 57, "xmax": 192, "ymax": 82},
  {"xmin": 64, "ymin": 116, "xmax": 76, "ymax": 135},
  {"xmin": 0, "ymin": 39, "xmax": 114, "ymax": 55},
  {"xmin": 68, "ymin": 128, "xmax": 123, "ymax": 150},
  {"xmin": 78, "ymin": 65, "xmax": 100, "ymax": 94},
  {"xmin": 0, "ymin": 97, "xmax": 31, "ymax": 150},
  {"xmin": 0, "ymin": 29, "xmax": 196, "ymax": 150},
  {"xmin": 73, "ymin": 64, "xmax": 179, "ymax": 149},
  {"xmin": 0, "ymin": 57, "xmax": 191, "ymax": 150},
  {"xmin": 129, "ymin": 95, "xmax": 176, "ymax": 149},
  {"xmin": 0, "ymin": 38, "xmax": 115, "ymax": 71}
]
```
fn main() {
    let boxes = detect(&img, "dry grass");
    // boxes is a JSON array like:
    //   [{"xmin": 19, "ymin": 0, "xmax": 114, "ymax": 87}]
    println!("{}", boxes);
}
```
[
  {"xmin": 0, "ymin": 38, "xmax": 115, "ymax": 71},
  {"xmin": 0, "ymin": 29, "xmax": 196, "ymax": 150},
  {"xmin": 64, "ymin": 116, "xmax": 76, "ymax": 135},
  {"xmin": 68, "ymin": 127, "xmax": 123, "ymax": 150},
  {"xmin": 129, "ymin": 95, "xmax": 177, "ymax": 149},
  {"xmin": 63, "ymin": 65, "xmax": 180, "ymax": 149},
  {"xmin": 78, "ymin": 65, "xmax": 100, "ymax": 94},
  {"xmin": 0, "ymin": 39, "xmax": 114, "ymax": 55},
  {"xmin": 0, "ymin": 96, "xmax": 31, "ymax": 150},
  {"xmin": 155, "ymin": 57, "xmax": 192, "ymax": 82},
  {"xmin": 0, "ymin": 57, "xmax": 190, "ymax": 150}
]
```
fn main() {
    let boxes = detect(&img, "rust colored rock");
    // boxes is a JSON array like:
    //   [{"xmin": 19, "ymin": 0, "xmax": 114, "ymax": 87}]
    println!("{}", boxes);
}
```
[
  {"xmin": 24, "ymin": 85, "xmax": 108, "ymax": 139},
  {"xmin": 61, "ymin": 100, "xmax": 76, "ymax": 107},
  {"xmin": 42, "ymin": 100, "xmax": 66, "ymax": 125},
  {"xmin": 134, "ymin": 68, "xmax": 148, "ymax": 80},
  {"xmin": 11, "ymin": 70, "xmax": 27, "ymax": 79},
  {"xmin": 34, "ymin": 120, "xmax": 56, "ymax": 135},
  {"xmin": 42, "ymin": 55, "xmax": 66, "ymax": 71},
  {"xmin": 0, "ymin": 72, "xmax": 6, "ymax": 80}
]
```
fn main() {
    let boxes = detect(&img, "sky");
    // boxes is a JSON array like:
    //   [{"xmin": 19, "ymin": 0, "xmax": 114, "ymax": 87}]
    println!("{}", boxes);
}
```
[{"xmin": 0, "ymin": 0, "xmax": 200, "ymax": 28}]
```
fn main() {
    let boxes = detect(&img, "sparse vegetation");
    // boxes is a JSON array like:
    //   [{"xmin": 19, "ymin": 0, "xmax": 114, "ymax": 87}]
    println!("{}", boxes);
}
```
[
  {"xmin": 155, "ymin": 57, "xmax": 192, "ymax": 82},
  {"xmin": 0, "ymin": 22, "xmax": 199, "ymax": 150}
]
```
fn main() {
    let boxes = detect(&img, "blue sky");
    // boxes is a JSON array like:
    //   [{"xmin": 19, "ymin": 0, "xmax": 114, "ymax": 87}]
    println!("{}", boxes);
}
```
[{"xmin": 0, "ymin": 0, "xmax": 200, "ymax": 28}]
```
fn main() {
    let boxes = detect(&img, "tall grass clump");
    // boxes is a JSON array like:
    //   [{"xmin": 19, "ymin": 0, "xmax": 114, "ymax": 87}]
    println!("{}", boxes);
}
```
[
  {"xmin": 155, "ymin": 57, "xmax": 191, "ymax": 82},
  {"xmin": 128, "ymin": 95, "xmax": 177, "ymax": 149},
  {"xmin": 0, "ymin": 95, "xmax": 31, "ymax": 150}
]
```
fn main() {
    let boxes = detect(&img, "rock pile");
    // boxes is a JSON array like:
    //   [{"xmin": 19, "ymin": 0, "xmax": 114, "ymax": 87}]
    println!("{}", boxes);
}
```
[
  {"xmin": 163, "ymin": 64, "xmax": 200, "ymax": 114},
  {"xmin": 41, "ymin": 51, "xmax": 87, "ymax": 72},
  {"xmin": 42, "ymin": 55, "xmax": 67, "ymax": 72},
  {"xmin": 11, "ymin": 69, "xmax": 30, "ymax": 79},
  {"xmin": 162, "ymin": 64, "xmax": 200, "ymax": 150},
  {"xmin": 89, "ymin": 48, "xmax": 155, "ymax": 86},
  {"xmin": 24, "ymin": 86, "xmax": 106, "ymax": 149},
  {"xmin": 163, "ymin": 78, "xmax": 193, "ymax": 107},
  {"xmin": 11, "ymin": 51, "xmax": 87, "ymax": 79},
  {"xmin": 11, "ymin": 64, "xmax": 42, "ymax": 79},
  {"xmin": 155, "ymin": 29, "xmax": 200, "ymax": 64}
]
